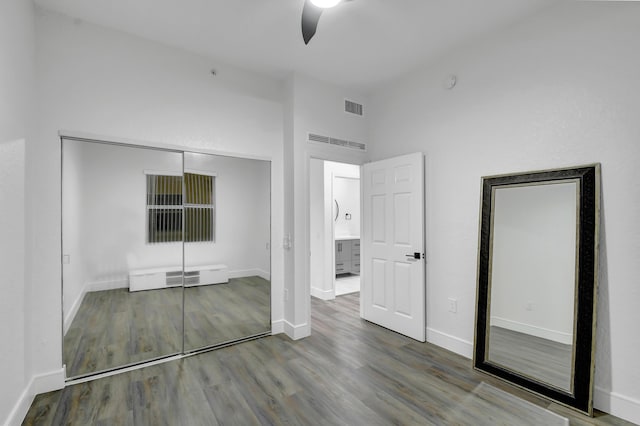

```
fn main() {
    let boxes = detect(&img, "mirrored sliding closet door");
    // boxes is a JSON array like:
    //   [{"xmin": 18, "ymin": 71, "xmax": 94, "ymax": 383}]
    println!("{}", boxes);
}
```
[
  {"xmin": 62, "ymin": 138, "xmax": 272, "ymax": 379},
  {"xmin": 183, "ymin": 152, "xmax": 271, "ymax": 352},
  {"xmin": 62, "ymin": 140, "xmax": 184, "ymax": 378}
]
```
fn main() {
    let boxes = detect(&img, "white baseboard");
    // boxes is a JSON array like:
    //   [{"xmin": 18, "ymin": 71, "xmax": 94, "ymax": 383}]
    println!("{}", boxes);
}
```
[
  {"xmin": 271, "ymin": 319, "xmax": 285, "ymax": 335},
  {"xmin": 4, "ymin": 383, "xmax": 33, "ymax": 426},
  {"xmin": 86, "ymin": 278, "xmax": 128, "ymax": 292},
  {"xmin": 426, "ymin": 327, "xmax": 473, "ymax": 359},
  {"xmin": 64, "ymin": 287, "xmax": 87, "ymax": 334},
  {"xmin": 4, "ymin": 367, "xmax": 65, "ymax": 426},
  {"xmin": 256, "ymin": 269, "xmax": 270, "ymax": 281},
  {"xmin": 310, "ymin": 286, "xmax": 334, "ymax": 300},
  {"xmin": 490, "ymin": 316, "xmax": 572, "ymax": 345},
  {"xmin": 283, "ymin": 320, "xmax": 310, "ymax": 340},
  {"xmin": 594, "ymin": 386, "xmax": 640, "ymax": 425},
  {"xmin": 424, "ymin": 329, "xmax": 639, "ymax": 424},
  {"xmin": 228, "ymin": 269, "xmax": 270, "ymax": 281},
  {"xmin": 32, "ymin": 367, "xmax": 66, "ymax": 394}
]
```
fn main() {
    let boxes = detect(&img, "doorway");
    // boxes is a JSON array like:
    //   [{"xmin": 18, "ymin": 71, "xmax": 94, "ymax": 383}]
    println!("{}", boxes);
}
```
[{"xmin": 309, "ymin": 159, "xmax": 362, "ymax": 302}]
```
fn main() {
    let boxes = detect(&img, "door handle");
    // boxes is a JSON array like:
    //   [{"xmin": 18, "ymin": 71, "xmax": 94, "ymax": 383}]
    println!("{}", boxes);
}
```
[{"xmin": 406, "ymin": 252, "xmax": 422, "ymax": 260}]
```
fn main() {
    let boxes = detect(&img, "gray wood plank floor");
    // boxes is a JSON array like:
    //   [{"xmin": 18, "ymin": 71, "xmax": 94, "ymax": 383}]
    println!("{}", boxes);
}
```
[
  {"xmin": 27, "ymin": 294, "xmax": 632, "ymax": 425},
  {"xmin": 488, "ymin": 325, "xmax": 573, "ymax": 391},
  {"xmin": 64, "ymin": 276, "xmax": 270, "ymax": 378}
]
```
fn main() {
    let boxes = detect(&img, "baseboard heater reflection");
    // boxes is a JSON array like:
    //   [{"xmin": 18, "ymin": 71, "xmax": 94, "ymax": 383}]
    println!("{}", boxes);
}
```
[{"xmin": 128, "ymin": 264, "xmax": 229, "ymax": 292}]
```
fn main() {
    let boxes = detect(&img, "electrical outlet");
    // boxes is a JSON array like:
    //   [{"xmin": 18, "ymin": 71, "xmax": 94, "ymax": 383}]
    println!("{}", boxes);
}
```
[
  {"xmin": 284, "ymin": 288, "xmax": 289, "ymax": 301},
  {"xmin": 266, "ymin": 242, "xmax": 270, "ymax": 250},
  {"xmin": 62, "ymin": 255, "xmax": 70, "ymax": 264},
  {"xmin": 448, "ymin": 298, "xmax": 457, "ymax": 313},
  {"xmin": 526, "ymin": 301, "xmax": 533, "ymax": 311}
]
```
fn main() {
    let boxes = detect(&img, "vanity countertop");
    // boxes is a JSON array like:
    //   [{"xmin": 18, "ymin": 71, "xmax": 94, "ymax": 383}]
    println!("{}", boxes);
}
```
[{"xmin": 335, "ymin": 235, "xmax": 360, "ymax": 241}]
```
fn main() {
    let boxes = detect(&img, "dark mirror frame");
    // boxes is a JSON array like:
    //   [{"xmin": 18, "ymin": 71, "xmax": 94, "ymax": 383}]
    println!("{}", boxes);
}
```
[{"xmin": 473, "ymin": 164, "xmax": 600, "ymax": 416}]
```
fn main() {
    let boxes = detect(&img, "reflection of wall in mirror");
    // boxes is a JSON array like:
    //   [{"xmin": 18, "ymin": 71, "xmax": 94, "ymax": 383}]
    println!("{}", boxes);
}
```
[
  {"xmin": 183, "ymin": 152, "xmax": 271, "ymax": 275},
  {"xmin": 62, "ymin": 142, "xmax": 271, "ymax": 330},
  {"xmin": 490, "ymin": 182, "xmax": 577, "ymax": 345},
  {"xmin": 62, "ymin": 142, "xmax": 88, "ymax": 323}
]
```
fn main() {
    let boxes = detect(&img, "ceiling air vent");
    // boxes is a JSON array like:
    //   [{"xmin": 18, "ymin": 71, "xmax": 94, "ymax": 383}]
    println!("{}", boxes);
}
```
[
  {"xmin": 345, "ymin": 99, "xmax": 363, "ymax": 116},
  {"xmin": 308, "ymin": 133, "xmax": 367, "ymax": 152}
]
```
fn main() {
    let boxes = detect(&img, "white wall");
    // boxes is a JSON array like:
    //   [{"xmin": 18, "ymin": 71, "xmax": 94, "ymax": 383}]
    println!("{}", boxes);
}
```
[
  {"xmin": 309, "ymin": 158, "xmax": 328, "ymax": 298},
  {"xmin": 0, "ymin": 140, "xmax": 27, "ymax": 425},
  {"xmin": 284, "ymin": 73, "xmax": 368, "ymax": 337},
  {"xmin": 61, "ymin": 140, "xmax": 88, "ymax": 330},
  {"xmin": 332, "ymin": 174, "xmax": 360, "ymax": 238},
  {"xmin": 490, "ymin": 182, "xmax": 576, "ymax": 344},
  {"xmin": 31, "ymin": 7, "xmax": 285, "ymax": 396},
  {"xmin": 367, "ymin": 2, "xmax": 640, "ymax": 423},
  {"xmin": 0, "ymin": 0, "xmax": 34, "ymax": 424}
]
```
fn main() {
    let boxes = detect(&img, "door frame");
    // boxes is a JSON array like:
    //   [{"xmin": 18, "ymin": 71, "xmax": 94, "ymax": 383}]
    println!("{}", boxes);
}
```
[
  {"xmin": 309, "ymin": 159, "xmax": 362, "ymax": 301},
  {"xmin": 331, "ymin": 173, "xmax": 361, "ymax": 297},
  {"xmin": 305, "ymin": 151, "xmax": 428, "ymax": 335},
  {"xmin": 60, "ymin": 131, "xmax": 275, "ymax": 382},
  {"xmin": 306, "ymin": 153, "xmax": 365, "ymax": 325}
]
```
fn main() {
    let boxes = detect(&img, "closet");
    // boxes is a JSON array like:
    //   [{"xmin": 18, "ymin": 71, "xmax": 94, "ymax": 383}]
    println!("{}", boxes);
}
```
[{"xmin": 61, "ymin": 137, "xmax": 271, "ymax": 379}]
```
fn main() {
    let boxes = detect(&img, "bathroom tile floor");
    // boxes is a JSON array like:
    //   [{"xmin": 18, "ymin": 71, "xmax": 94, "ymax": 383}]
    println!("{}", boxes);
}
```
[{"xmin": 335, "ymin": 274, "xmax": 360, "ymax": 296}]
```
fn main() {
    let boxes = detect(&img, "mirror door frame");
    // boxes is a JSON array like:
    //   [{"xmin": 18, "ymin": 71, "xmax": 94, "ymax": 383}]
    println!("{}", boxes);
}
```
[{"xmin": 473, "ymin": 164, "xmax": 600, "ymax": 416}]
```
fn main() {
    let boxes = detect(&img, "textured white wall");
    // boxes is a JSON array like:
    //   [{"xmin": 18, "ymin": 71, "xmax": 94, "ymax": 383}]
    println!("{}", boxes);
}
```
[
  {"xmin": 367, "ymin": 2, "xmax": 640, "ymax": 422},
  {"xmin": 0, "ymin": 140, "xmax": 27, "ymax": 425},
  {"xmin": 32, "ymin": 8, "xmax": 285, "ymax": 392},
  {"xmin": 0, "ymin": 0, "xmax": 34, "ymax": 424}
]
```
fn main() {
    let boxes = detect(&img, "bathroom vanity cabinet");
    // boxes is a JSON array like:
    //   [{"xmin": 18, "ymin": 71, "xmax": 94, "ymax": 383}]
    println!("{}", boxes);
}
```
[{"xmin": 335, "ymin": 238, "xmax": 360, "ymax": 275}]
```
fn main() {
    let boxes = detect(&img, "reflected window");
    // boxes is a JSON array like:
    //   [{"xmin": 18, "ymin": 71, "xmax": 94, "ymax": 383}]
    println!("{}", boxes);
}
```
[{"xmin": 146, "ymin": 173, "xmax": 215, "ymax": 243}]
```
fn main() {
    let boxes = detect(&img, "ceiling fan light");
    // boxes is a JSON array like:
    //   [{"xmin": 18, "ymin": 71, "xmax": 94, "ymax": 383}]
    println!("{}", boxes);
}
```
[{"xmin": 310, "ymin": 0, "xmax": 341, "ymax": 8}]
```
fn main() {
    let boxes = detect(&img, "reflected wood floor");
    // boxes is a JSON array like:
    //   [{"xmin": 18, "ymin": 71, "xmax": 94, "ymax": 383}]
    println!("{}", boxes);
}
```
[
  {"xmin": 488, "ymin": 326, "xmax": 572, "ymax": 391},
  {"xmin": 27, "ymin": 294, "xmax": 632, "ymax": 425},
  {"xmin": 64, "ymin": 276, "xmax": 270, "ymax": 378}
]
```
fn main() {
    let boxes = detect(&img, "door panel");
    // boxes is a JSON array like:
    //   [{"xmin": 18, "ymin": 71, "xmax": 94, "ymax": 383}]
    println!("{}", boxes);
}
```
[
  {"xmin": 182, "ymin": 152, "xmax": 271, "ymax": 352},
  {"xmin": 62, "ymin": 139, "xmax": 184, "ymax": 379},
  {"xmin": 362, "ymin": 152, "xmax": 425, "ymax": 341}
]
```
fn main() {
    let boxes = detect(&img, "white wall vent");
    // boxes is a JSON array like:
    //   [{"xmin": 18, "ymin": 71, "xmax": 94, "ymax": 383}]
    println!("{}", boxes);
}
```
[
  {"xmin": 308, "ymin": 133, "xmax": 367, "ymax": 152},
  {"xmin": 344, "ymin": 99, "xmax": 364, "ymax": 116}
]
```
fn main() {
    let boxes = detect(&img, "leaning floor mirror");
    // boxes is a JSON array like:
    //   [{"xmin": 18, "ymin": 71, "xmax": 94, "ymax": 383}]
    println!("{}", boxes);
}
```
[{"xmin": 473, "ymin": 164, "xmax": 600, "ymax": 415}]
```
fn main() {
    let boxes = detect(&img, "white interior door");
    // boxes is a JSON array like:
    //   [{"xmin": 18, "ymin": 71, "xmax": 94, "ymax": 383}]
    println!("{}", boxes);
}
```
[{"xmin": 362, "ymin": 152, "xmax": 425, "ymax": 341}]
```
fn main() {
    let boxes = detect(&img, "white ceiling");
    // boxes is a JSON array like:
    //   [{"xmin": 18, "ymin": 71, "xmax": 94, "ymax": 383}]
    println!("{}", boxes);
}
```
[{"xmin": 34, "ymin": 0, "xmax": 556, "ymax": 92}]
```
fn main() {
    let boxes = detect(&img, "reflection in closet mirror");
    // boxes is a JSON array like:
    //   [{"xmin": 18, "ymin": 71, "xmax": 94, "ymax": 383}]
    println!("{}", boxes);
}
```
[
  {"xmin": 62, "ymin": 140, "xmax": 184, "ymax": 378},
  {"xmin": 474, "ymin": 164, "xmax": 600, "ymax": 415},
  {"xmin": 183, "ymin": 152, "xmax": 271, "ymax": 352},
  {"xmin": 62, "ymin": 138, "xmax": 272, "ymax": 380}
]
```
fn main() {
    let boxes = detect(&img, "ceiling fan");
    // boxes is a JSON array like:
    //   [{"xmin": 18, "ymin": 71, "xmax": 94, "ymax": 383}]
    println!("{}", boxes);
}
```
[{"xmin": 301, "ymin": 0, "xmax": 354, "ymax": 45}]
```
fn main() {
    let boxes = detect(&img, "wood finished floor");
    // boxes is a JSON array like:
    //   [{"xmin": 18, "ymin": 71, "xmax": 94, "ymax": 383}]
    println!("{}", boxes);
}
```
[
  {"xmin": 27, "ymin": 294, "xmax": 632, "ymax": 425},
  {"xmin": 488, "ymin": 325, "xmax": 572, "ymax": 391},
  {"xmin": 64, "ymin": 276, "xmax": 270, "ymax": 378}
]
